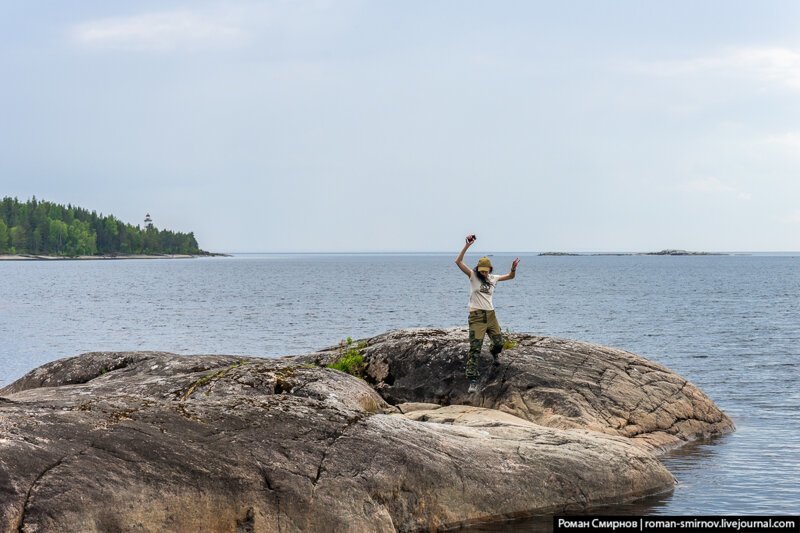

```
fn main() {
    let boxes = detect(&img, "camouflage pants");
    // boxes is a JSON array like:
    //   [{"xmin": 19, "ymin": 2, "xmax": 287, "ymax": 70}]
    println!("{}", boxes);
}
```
[{"xmin": 466, "ymin": 309, "xmax": 504, "ymax": 380}]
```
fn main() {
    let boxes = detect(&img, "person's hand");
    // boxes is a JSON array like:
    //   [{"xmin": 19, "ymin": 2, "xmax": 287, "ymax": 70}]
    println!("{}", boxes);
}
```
[
  {"xmin": 466, "ymin": 234, "xmax": 477, "ymax": 245},
  {"xmin": 511, "ymin": 257, "xmax": 520, "ymax": 271}
]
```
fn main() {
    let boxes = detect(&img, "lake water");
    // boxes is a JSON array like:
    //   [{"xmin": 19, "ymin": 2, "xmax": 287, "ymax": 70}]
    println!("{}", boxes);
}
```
[{"xmin": 1, "ymin": 253, "xmax": 798, "ymax": 525}]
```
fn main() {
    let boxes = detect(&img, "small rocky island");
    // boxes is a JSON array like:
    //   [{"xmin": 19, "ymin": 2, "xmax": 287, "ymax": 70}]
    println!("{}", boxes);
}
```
[
  {"xmin": 643, "ymin": 249, "xmax": 724, "ymax": 256},
  {"xmin": 0, "ymin": 329, "xmax": 733, "ymax": 531},
  {"xmin": 539, "ymin": 250, "xmax": 727, "ymax": 256}
]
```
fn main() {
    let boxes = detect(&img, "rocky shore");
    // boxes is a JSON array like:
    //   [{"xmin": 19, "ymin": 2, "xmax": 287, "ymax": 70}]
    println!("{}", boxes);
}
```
[{"xmin": 0, "ymin": 329, "xmax": 733, "ymax": 531}]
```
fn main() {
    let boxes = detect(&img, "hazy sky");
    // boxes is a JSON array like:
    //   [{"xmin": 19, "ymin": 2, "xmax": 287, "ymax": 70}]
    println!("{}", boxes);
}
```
[{"xmin": 2, "ymin": 1, "xmax": 799, "ymax": 252}]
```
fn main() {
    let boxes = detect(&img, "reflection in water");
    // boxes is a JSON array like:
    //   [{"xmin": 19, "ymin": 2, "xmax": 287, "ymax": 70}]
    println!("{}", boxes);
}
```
[
  {"xmin": 455, "ymin": 490, "xmax": 676, "ymax": 533},
  {"xmin": 460, "ymin": 424, "xmax": 798, "ymax": 532}
]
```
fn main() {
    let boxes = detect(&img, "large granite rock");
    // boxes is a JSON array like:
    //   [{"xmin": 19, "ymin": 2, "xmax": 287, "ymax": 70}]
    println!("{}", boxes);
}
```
[
  {"xmin": 305, "ymin": 328, "xmax": 734, "ymax": 452},
  {"xmin": 0, "ymin": 329, "xmax": 733, "ymax": 531}
]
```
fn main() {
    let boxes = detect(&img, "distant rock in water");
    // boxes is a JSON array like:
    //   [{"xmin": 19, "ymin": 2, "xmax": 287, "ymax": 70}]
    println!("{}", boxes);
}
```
[
  {"xmin": 0, "ymin": 329, "xmax": 733, "ymax": 531},
  {"xmin": 644, "ymin": 249, "xmax": 725, "ymax": 256},
  {"xmin": 538, "ymin": 250, "xmax": 730, "ymax": 257},
  {"xmin": 538, "ymin": 252, "xmax": 581, "ymax": 256}
]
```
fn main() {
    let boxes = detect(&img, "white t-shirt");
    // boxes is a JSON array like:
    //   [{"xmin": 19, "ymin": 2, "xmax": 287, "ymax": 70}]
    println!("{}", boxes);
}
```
[{"xmin": 468, "ymin": 271, "xmax": 500, "ymax": 310}]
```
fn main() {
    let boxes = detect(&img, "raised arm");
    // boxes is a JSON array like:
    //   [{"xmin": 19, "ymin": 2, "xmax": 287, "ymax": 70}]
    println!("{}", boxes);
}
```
[
  {"xmin": 497, "ymin": 257, "xmax": 520, "ymax": 282},
  {"xmin": 455, "ymin": 235, "xmax": 476, "ymax": 277}
]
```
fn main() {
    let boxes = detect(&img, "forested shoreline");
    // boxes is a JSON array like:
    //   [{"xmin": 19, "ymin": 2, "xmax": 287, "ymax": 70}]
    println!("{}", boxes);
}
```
[{"xmin": 0, "ymin": 197, "xmax": 203, "ymax": 256}]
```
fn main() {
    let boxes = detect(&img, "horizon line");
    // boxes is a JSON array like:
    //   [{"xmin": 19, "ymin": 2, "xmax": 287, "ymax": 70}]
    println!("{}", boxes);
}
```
[{"xmin": 216, "ymin": 250, "xmax": 800, "ymax": 255}]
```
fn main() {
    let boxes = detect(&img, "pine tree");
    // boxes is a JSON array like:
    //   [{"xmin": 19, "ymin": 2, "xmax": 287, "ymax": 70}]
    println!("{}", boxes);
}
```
[{"xmin": 0, "ymin": 220, "xmax": 9, "ymax": 253}]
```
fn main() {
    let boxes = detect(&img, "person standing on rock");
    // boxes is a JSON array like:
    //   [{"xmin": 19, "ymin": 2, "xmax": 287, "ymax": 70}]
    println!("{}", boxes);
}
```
[{"xmin": 455, "ymin": 235, "xmax": 520, "ymax": 393}]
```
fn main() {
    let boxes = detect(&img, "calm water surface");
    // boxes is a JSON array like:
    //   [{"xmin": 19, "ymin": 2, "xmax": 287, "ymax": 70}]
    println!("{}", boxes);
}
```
[{"xmin": 1, "ymin": 254, "xmax": 798, "ymax": 523}]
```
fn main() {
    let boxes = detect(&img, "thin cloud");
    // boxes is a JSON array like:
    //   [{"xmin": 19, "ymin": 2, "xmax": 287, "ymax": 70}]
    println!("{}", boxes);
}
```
[
  {"xmin": 680, "ymin": 177, "xmax": 752, "ymax": 201},
  {"xmin": 760, "ymin": 131, "xmax": 800, "ymax": 149},
  {"xmin": 70, "ymin": 10, "xmax": 248, "ymax": 52},
  {"xmin": 631, "ymin": 46, "xmax": 800, "ymax": 91},
  {"xmin": 779, "ymin": 210, "xmax": 800, "ymax": 224}
]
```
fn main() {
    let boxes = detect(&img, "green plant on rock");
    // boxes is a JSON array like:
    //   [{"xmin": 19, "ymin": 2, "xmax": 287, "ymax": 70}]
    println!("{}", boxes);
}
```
[
  {"xmin": 503, "ymin": 328, "xmax": 518, "ymax": 350},
  {"xmin": 327, "ymin": 337, "xmax": 366, "ymax": 378}
]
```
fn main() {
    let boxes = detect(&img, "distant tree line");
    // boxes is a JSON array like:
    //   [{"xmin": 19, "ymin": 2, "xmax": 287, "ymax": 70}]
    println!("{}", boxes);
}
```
[{"xmin": 0, "ymin": 197, "xmax": 203, "ymax": 256}]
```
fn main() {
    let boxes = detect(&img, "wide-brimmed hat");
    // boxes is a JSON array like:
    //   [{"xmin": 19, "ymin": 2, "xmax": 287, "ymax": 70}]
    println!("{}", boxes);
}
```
[{"xmin": 476, "ymin": 257, "xmax": 492, "ymax": 273}]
